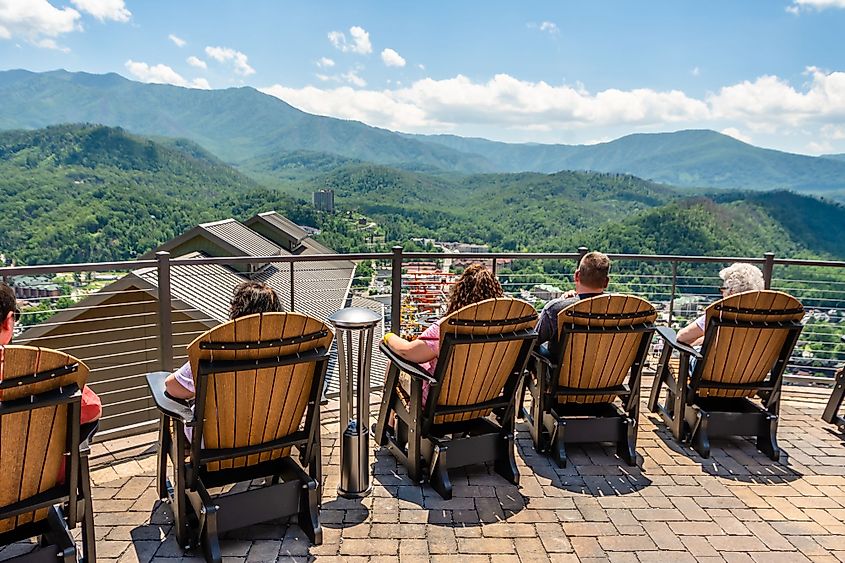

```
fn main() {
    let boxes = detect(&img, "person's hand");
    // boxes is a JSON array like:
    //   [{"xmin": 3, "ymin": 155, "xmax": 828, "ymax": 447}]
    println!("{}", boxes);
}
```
[{"xmin": 562, "ymin": 289, "xmax": 576, "ymax": 299}]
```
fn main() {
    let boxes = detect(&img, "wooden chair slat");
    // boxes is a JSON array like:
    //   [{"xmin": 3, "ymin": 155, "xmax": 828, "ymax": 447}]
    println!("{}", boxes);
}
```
[
  {"xmin": 556, "ymin": 295, "xmax": 656, "ymax": 404},
  {"xmin": 698, "ymin": 291, "xmax": 803, "ymax": 398}
]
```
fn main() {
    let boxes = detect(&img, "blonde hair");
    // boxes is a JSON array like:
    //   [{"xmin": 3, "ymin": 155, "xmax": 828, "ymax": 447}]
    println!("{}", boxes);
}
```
[
  {"xmin": 720, "ymin": 263, "xmax": 765, "ymax": 296},
  {"xmin": 446, "ymin": 263, "xmax": 503, "ymax": 316}
]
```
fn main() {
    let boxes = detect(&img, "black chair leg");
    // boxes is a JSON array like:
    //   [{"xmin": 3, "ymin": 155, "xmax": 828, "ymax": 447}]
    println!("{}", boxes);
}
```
[
  {"xmin": 298, "ymin": 479, "xmax": 323, "ymax": 545},
  {"xmin": 157, "ymin": 415, "xmax": 170, "ymax": 499},
  {"xmin": 757, "ymin": 413, "xmax": 781, "ymax": 462},
  {"xmin": 494, "ymin": 433, "xmax": 520, "ymax": 486},
  {"xmin": 429, "ymin": 445, "xmax": 452, "ymax": 500},
  {"xmin": 617, "ymin": 417, "xmax": 638, "ymax": 467},
  {"xmin": 79, "ymin": 454, "xmax": 96, "ymax": 563},
  {"xmin": 550, "ymin": 418, "xmax": 567, "ymax": 468}
]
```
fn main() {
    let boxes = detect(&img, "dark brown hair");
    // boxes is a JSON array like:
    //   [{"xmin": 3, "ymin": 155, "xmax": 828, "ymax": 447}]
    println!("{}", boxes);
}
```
[
  {"xmin": 1, "ymin": 282, "xmax": 16, "ymax": 323},
  {"xmin": 228, "ymin": 281, "xmax": 283, "ymax": 319},
  {"xmin": 445, "ymin": 263, "xmax": 504, "ymax": 316},
  {"xmin": 578, "ymin": 251, "xmax": 611, "ymax": 288}
]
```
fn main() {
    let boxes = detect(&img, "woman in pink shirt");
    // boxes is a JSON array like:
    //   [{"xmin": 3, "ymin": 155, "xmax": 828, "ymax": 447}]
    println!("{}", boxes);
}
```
[{"xmin": 382, "ymin": 263, "xmax": 504, "ymax": 405}]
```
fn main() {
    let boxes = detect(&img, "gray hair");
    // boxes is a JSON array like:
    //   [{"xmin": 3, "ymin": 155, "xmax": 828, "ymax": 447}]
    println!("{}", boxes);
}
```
[{"xmin": 720, "ymin": 263, "xmax": 765, "ymax": 296}]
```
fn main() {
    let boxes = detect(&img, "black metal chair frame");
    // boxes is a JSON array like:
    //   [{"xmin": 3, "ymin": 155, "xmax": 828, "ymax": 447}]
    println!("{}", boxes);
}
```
[
  {"xmin": 146, "ymin": 335, "xmax": 330, "ymax": 563},
  {"xmin": 374, "ymin": 325, "xmax": 537, "ymax": 500},
  {"xmin": 648, "ymin": 316, "xmax": 803, "ymax": 461},
  {"xmin": 0, "ymin": 370, "xmax": 96, "ymax": 563},
  {"xmin": 523, "ymin": 316, "xmax": 655, "ymax": 468},
  {"xmin": 821, "ymin": 337, "xmax": 845, "ymax": 432}
]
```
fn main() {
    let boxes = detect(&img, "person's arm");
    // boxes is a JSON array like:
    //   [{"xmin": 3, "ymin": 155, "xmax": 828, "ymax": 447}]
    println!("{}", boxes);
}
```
[
  {"xmin": 677, "ymin": 321, "xmax": 704, "ymax": 346},
  {"xmin": 164, "ymin": 365, "xmax": 195, "ymax": 400},
  {"xmin": 384, "ymin": 333, "xmax": 438, "ymax": 364},
  {"xmin": 535, "ymin": 302, "xmax": 554, "ymax": 344}
]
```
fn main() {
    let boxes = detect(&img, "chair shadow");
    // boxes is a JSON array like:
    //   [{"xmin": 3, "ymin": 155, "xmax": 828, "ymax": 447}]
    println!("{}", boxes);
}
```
[
  {"xmin": 644, "ymin": 412, "xmax": 804, "ymax": 484},
  {"xmin": 514, "ymin": 424, "xmax": 653, "ymax": 497},
  {"xmin": 370, "ymin": 448, "xmax": 529, "ymax": 527}
]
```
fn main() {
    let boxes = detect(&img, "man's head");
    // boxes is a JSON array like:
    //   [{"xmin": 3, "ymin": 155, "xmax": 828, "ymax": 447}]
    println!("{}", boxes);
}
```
[
  {"xmin": 228, "ymin": 281, "xmax": 283, "ymax": 320},
  {"xmin": 574, "ymin": 251, "xmax": 611, "ymax": 294},
  {"xmin": 1, "ymin": 282, "xmax": 18, "ymax": 346}
]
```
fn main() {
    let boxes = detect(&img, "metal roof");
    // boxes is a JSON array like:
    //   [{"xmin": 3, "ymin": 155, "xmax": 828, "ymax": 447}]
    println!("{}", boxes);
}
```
[
  {"xmin": 248, "ymin": 211, "xmax": 309, "ymax": 245},
  {"xmin": 200, "ymin": 219, "xmax": 283, "ymax": 258}
]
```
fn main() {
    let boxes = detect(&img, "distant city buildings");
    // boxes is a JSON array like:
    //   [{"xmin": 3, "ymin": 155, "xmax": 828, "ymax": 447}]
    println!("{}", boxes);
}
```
[
  {"xmin": 532, "ymin": 283, "xmax": 564, "ymax": 301},
  {"xmin": 313, "ymin": 189, "xmax": 335, "ymax": 213}
]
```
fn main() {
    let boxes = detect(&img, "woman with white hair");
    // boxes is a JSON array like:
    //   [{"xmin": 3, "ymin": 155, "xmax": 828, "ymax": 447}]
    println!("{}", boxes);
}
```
[{"xmin": 677, "ymin": 262, "xmax": 765, "ymax": 346}]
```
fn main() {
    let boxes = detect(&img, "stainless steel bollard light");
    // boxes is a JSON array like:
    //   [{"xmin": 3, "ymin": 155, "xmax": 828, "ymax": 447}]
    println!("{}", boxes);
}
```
[{"xmin": 327, "ymin": 306, "xmax": 382, "ymax": 498}]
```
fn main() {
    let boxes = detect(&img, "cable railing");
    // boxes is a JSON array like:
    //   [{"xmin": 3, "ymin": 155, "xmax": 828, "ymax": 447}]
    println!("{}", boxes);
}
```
[{"xmin": 2, "ymin": 246, "xmax": 844, "ymax": 439}]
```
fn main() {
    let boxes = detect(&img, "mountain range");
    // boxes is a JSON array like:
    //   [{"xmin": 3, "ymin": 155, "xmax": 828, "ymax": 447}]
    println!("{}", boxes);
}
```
[{"xmin": 1, "ymin": 69, "xmax": 845, "ymax": 199}]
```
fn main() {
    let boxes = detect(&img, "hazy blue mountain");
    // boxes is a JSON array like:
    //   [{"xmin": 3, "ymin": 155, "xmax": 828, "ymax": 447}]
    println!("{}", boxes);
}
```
[
  {"xmin": 0, "ymin": 69, "xmax": 493, "ymax": 172},
  {"xmin": 3, "ymin": 69, "xmax": 845, "ymax": 197},
  {"xmin": 407, "ymin": 130, "xmax": 845, "ymax": 194}
]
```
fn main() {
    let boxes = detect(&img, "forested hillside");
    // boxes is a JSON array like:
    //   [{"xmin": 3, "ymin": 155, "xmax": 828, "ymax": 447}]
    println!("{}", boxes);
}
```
[
  {"xmin": 0, "ymin": 125, "xmax": 345, "ymax": 264},
  {"xmin": 3, "ymin": 124, "xmax": 845, "ymax": 269}
]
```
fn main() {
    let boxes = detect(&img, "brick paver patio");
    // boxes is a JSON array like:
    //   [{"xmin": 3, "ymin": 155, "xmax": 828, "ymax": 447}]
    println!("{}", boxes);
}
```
[{"xmin": 2, "ymin": 388, "xmax": 845, "ymax": 562}]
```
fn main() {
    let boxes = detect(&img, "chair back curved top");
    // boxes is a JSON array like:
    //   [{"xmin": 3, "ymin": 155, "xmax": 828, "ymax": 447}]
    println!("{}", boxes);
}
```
[
  {"xmin": 554, "ymin": 294, "xmax": 656, "ymax": 404},
  {"xmin": 0, "ymin": 345, "xmax": 87, "ymax": 534},
  {"xmin": 432, "ymin": 298, "xmax": 537, "ymax": 423},
  {"xmin": 186, "ymin": 312, "xmax": 333, "ymax": 471},
  {"xmin": 697, "ymin": 290, "xmax": 803, "ymax": 398}
]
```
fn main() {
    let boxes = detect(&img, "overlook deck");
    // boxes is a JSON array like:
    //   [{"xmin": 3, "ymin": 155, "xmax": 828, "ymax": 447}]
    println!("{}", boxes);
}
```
[{"xmin": 3, "ymin": 388, "xmax": 841, "ymax": 563}]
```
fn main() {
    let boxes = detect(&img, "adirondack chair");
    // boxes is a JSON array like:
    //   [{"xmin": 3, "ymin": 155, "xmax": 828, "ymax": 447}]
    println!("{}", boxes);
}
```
[
  {"xmin": 0, "ymin": 345, "xmax": 96, "ymax": 563},
  {"xmin": 821, "ymin": 335, "xmax": 845, "ymax": 432},
  {"xmin": 146, "ymin": 312, "xmax": 333, "ymax": 563},
  {"xmin": 374, "ymin": 298, "xmax": 537, "ymax": 500},
  {"xmin": 648, "ymin": 290, "xmax": 804, "ymax": 460},
  {"xmin": 523, "ymin": 294, "xmax": 656, "ymax": 468}
]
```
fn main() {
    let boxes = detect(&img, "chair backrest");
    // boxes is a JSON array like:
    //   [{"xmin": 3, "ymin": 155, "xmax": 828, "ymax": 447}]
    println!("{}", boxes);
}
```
[
  {"xmin": 187, "ymin": 312, "xmax": 333, "ymax": 472},
  {"xmin": 554, "ymin": 294, "xmax": 657, "ymax": 404},
  {"xmin": 696, "ymin": 290, "xmax": 803, "ymax": 398},
  {"xmin": 430, "ymin": 298, "xmax": 537, "ymax": 424},
  {"xmin": 0, "ymin": 345, "xmax": 87, "ymax": 534}
]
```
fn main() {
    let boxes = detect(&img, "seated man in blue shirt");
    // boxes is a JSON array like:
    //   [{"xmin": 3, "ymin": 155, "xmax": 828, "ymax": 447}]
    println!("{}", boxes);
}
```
[{"xmin": 535, "ymin": 251, "xmax": 611, "ymax": 355}]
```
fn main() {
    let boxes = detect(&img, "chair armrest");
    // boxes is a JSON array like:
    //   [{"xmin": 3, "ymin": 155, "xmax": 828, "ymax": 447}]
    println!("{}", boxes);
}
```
[
  {"xmin": 145, "ymin": 371, "xmax": 194, "ymax": 423},
  {"xmin": 379, "ymin": 342, "xmax": 437, "ymax": 384},
  {"xmin": 655, "ymin": 326, "xmax": 702, "ymax": 360}
]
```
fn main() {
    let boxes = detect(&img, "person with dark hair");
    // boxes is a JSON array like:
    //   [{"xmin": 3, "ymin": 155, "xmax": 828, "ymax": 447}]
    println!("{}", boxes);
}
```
[
  {"xmin": 1, "ymin": 281, "xmax": 103, "ymax": 424},
  {"xmin": 164, "ymin": 281, "xmax": 284, "ymax": 399},
  {"xmin": 381, "ymin": 263, "xmax": 504, "ymax": 405},
  {"xmin": 535, "ymin": 251, "xmax": 611, "ymax": 351}
]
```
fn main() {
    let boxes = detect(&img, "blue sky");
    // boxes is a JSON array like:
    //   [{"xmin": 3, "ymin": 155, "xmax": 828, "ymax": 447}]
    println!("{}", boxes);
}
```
[{"xmin": 1, "ymin": 0, "xmax": 844, "ymax": 154}]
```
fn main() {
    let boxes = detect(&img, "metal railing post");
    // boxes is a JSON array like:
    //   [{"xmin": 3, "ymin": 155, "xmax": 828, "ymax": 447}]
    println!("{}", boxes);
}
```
[
  {"xmin": 492, "ymin": 258, "xmax": 498, "ymax": 278},
  {"xmin": 763, "ymin": 252, "xmax": 775, "ymax": 290},
  {"xmin": 577, "ymin": 246, "xmax": 588, "ymax": 267},
  {"xmin": 391, "ymin": 246, "xmax": 403, "ymax": 335},
  {"xmin": 156, "ymin": 251, "xmax": 174, "ymax": 372},
  {"xmin": 668, "ymin": 262, "xmax": 677, "ymax": 327},
  {"xmin": 289, "ymin": 262, "xmax": 295, "ymax": 311}
]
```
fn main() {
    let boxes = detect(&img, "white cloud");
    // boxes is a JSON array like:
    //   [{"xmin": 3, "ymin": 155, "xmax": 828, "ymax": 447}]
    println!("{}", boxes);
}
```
[
  {"xmin": 69, "ymin": 0, "xmax": 130, "ymax": 22},
  {"xmin": 708, "ymin": 67, "xmax": 845, "ymax": 126},
  {"xmin": 125, "ymin": 60, "xmax": 210, "ymax": 89},
  {"xmin": 257, "ymin": 65, "xmax": 845, "ymax": 154},
  {"xmin": 168, "ymin": 33, "xmax": 186, "ymax": 47},
  {"xmin": 539, "ymin": 21, "xmax": 559, "ymax": 34},
  {"xmin": 205, "ymin": 45, "xmax": 255, "ymax": 76},
  {"xmin": 328, "ymin": 25, "xmax": 372, "ymax": 54},
  {"xmin": 720, "ymin": 127, "xmax": 752, "ymax": 144},
  {"xmin": 316, "ymin": 57, "xmax": 335, "ymax": 68},
  {"xmin": 341, "ymin": 69, "xmax": 366, "ymax": 87},
  {"xmin": 418, "ymin": 63, "xmax": 425, "ymax": 71},
  {"xmin": 691, "ymin": 66, "xmax": 701, "ymax": 77},
  {"xmin": 381, "ymin": 48, "xmax": 405, "ymax": 68},
  {"xmin": 787, "ymin": 0, "xmax": 845, "ymax": 13},
  {"xmin": 186, "ymin": 55, "xmax": 206, "ymax": 69},
  {"xmin": 0, "ymin": 0, "xmax": 81, "ymax": 50}
]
